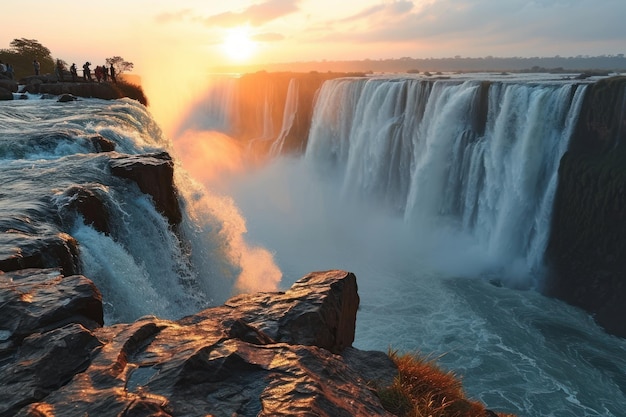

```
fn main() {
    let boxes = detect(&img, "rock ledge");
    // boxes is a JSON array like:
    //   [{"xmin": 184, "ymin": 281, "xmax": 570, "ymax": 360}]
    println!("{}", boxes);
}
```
[{"xmin": 0, "ymin": 269, "xmax": 396, "ymax": 417}]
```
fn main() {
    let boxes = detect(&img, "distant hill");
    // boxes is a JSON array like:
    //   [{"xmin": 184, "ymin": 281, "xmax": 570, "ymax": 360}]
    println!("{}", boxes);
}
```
[{"xmin": 213, "ymin": 55, "xmax": 626, "ymax": 75}]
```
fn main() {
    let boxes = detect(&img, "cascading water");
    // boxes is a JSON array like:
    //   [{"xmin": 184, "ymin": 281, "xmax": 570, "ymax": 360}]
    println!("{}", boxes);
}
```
[
  {"xmin": 0, "ymin": 97, "xmax": 281, "ymax": 324},
  {"xmin": 4, "ymin": 75, "xmax": 625, "ymax": 417},
  {"xmin": 190, "ymin": 74, "xmax": 626, "ymax": 416},
  {"xmin": 270, "ymin": 78, "xmax": 299, "ymax": 156},
  {"xmin": 305, "ymin": 78, "xmax": 588, "ymax": 288}
]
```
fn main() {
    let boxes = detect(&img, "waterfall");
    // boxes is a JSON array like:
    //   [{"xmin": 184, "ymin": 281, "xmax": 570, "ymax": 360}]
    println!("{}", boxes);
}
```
[
  {"xmin": 305, "ymin": 77, "xmax": 587, "ymax": 287},
  {"xmin": 270, "ymin": 78, "xmax": 300, "ymax": 156}
]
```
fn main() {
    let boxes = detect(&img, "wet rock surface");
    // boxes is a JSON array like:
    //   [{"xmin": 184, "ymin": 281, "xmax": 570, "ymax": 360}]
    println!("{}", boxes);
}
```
[
  {"xmin": 1, "ymin": 269, "xmax": 396, "ymax": 417},
  {"xmin": 110, "ymin": 152, "xmax": 182, "ymax": 225}
]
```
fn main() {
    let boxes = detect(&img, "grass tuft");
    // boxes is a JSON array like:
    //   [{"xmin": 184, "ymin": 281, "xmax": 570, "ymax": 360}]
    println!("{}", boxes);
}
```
[
  {"xmin": 112, "ymin": 80, "xmax": 148, "ymax": 106},
  {"xmin": 378, "ymin": 350, "xmax": 517, "ymax": 417}
]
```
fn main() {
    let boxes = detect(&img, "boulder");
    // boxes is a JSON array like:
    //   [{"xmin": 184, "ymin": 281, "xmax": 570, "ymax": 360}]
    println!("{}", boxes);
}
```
[
  {"xmin": 58, "ymin": 184, "xmax": 111, "ymax": 234},
  {"xmin": 0, "ymin": 79, "xmax": 18, "ymax": 93},
  {"xmin": 183, "ymin": 270, "xmax": 361, "ymax": 353},
  {"xmin": 57, "ymin": 93, "xmax": 77, "ymax": 102},
  {"xmin": 110, "ymin": 152, "xmax": 182, "ymax": 225},
  {"xmin": 0, "ymin": 268, "xmax": 103, "ymax": 348},
  {"xmin": 0, "ymin": 87, "xmax": 12, "ymax": 100},
  {"xmin": 0, "ymin": 232, "xmax": 81, "ymax": 276},
  {"xmin": 22, "ymin": 78, "xmax": 43, "ymax": 94},
  {"xmin": 0, "ymin": 323, "xmax": 102, "ymax": 417},
  {"xmin": 6, "ymin": 270, "xmax": 395, "ymax": 417},
  {"xmin": 89, "ymin": 134, "xmax": 116, "ymax": 152}
]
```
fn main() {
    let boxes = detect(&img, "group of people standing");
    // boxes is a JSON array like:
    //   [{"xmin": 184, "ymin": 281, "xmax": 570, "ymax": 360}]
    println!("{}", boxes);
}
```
[
  {"xmin": 46, "ymin": 59, "xmax": 117, "ymax": 83},
  {"xmin": 0, "ymin": 61, "xmax": 15, "ymax": 79},
  {"xmin": 79, "ymin": 62, "xmax": 116, "ymax": 83}
]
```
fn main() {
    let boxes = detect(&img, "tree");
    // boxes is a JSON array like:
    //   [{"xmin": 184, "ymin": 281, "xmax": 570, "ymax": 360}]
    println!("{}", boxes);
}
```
[
  {"xmin": 105, "ymin": 56, "xmax": 134, "ymax": 76},
  {"xmin": 9, "ymin": 38, "xmax": 52, "ymax": 60},
  {"xmin": 0, "ymin": 38, "xmax": 55, "ymax": 79}
]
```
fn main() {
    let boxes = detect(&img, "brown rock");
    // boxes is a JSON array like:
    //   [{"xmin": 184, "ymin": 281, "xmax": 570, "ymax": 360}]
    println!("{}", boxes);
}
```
[
  {"xmin": 9, "ymin": 270, "xmax": 393, "ymax": 417},
  {"xmin": 0, "ymin": 268, "xmax": 104, "ymax": 346},
  {"xmin": 58, "ymin": 185, "xmax": 110, "ymax": 234},
  {"xmin": 110, "ymin": 152, "xmax": 182, "ymax": 225},
  {"xmin": 0, "ymin": 233, "xmax": 81, "ymax": 276}
]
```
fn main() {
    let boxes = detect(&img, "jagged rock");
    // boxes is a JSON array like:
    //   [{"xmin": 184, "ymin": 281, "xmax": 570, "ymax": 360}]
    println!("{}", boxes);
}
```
[
  {"xmin": 0, "ymin": 233, "xmax": 81, "ymax": 276},
  {"xmin": 89, "ymin": 134, "xmax": 116, "ymax": 152},
  {"xmin": 0, "ymin": 323, "xmax": 102, "ymax": 417},
  {"xmin": 57, "ymin": 93, "xmax": 77, "ymax": 102},
  {"xmin": 110, "ymin": 152, "xmax": 182, "ymax": 225},
  {"xmin": 0, "ymin": 268, "xmax": 103, "ymax": 348},
  {"xmin": 183, "ymin": 270, "xmax": 360, "ymax": 353},
  {"xmin": 7, "ymin": 270, "xmax": 394, "ymax": 417},
  {"xmin": 58, "ymin": 184, "xmax": 110, "ymax": 234},
  {"xmin": 342, "ymin": 347, "xmax": 398, "ymax": 388}
]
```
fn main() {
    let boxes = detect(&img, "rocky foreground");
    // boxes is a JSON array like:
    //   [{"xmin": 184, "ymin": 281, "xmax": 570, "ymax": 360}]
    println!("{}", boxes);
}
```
[{"xmin": 0, "ymin": 269, "xmax": 402, "ymax": 416}]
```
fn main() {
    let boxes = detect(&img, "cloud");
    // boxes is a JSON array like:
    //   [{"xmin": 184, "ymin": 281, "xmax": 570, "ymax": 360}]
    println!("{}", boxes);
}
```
[
  {"xmin": 154, "ymin": 9, "xmax": 194, "ymax": 24},
  {"xmin": 309, "ymin": 0, "xmax": 626, "ymax": 54},
  {"xmin": 254, "ymin": 32, "xmax": 285, "ymax": 42},
  {"xmin": 339, "ymin": 1, "xmax": 414, "ymax": 23},
  {"xmin": 203, "ymin": 0, "xmax": 301, "ymax": 27}
]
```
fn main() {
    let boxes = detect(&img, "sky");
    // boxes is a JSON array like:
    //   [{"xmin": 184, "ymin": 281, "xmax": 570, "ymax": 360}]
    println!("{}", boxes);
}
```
[{"xmin": 2, "ymin": 0, "xmax": 626, "ymax": 130}]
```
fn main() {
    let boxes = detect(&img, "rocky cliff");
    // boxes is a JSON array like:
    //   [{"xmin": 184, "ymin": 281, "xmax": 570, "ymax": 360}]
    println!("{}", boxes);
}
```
[
  {"xmin": 546, "ymin": 76, "xmax": 626, "ymax": 337},
  {"xmin": 0, "ymin": 268, "xmax": 401, "ymax": 417}
]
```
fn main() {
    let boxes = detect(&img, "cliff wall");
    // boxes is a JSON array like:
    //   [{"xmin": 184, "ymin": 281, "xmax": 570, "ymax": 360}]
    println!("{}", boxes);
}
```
[{"xmin": 546, "ymin": 76, "xmax": 626, "ymax": 337}]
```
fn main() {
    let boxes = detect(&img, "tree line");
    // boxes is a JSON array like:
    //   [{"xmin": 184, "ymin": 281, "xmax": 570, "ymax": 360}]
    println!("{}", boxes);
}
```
[{"xmin": 0, "ymin": 38, "xmax": 134, "ymax": 81}]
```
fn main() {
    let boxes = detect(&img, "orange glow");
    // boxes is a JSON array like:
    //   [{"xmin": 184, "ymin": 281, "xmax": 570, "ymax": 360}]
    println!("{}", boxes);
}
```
[
  {"xmin": 221, "ymin": 27, "xmax": 257, "ymax": 62},
  {"xmin": 173, "ymin": 130, "xmax": 247, "ymax": 184}
]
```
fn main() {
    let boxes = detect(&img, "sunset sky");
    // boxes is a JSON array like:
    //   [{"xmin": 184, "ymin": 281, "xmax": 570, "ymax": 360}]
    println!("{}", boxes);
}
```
[
  {"xmin": 3, "ymin": 0, "xmax": 626, "ymax": 71},
  {"xmin": 3, "ymin": 0, "xmax": 625, "ymax": 130}
]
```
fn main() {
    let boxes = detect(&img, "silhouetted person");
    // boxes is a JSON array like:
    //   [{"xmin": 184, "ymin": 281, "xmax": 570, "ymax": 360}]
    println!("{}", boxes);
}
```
[
  {"xmin": 33, "ymin": 59, "xmax": 40, "ymax": 75},
  {"xmin": 83, "ymin": 62, "xmax": 91, "ymax": 81},
  {"xmin": 95, "ymin": 65, "xmax": 102, "ymax": 82},
  {"xmin": 70, "ymin": 63, "xmax": 78, "ymax": 82},
  {"xmin": 110, "ymin": 63, "xmax": 116, "ymax": 83},
  {"xmin": 55, "ymin": 60, "xmax": 65, "ymax": 81},
  {"xmin": 102, "ymin": 65, "xmax": 109, "ymax": 82}
]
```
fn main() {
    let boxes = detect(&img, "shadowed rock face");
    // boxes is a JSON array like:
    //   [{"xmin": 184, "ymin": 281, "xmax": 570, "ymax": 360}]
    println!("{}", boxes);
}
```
[
  {"xmin": 546, "ymin": 77, "xmax": 626, "ymax": 338},
  {"xmin": 1, "ymin": 269, "xmax": 396, "ymax": 417},
  {"xmin": 110, "ymin": 152, "xmax": 182, "ymax": 226}
]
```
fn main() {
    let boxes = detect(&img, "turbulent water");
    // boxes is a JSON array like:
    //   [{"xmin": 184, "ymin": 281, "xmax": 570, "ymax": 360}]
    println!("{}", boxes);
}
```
[
  {"xmin": 180, "ymin": 74, "xmax": 626, "ymax": 417},
  {"xmin": 0, "ymin": 96, "xmax": 280, "ymax": 323},
  {"xmin": 2, "ymin": 75, "xmax": 626, "ymax": 416}
]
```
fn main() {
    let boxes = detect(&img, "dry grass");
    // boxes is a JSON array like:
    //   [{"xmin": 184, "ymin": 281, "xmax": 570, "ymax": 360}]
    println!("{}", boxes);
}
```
[{"xmin": 378, "ymin": 350, "xmax": 517, "ymax": 417}]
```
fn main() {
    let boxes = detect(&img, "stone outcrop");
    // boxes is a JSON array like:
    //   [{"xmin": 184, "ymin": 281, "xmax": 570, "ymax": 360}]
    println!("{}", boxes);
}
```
[
  {"xmin": 0, "ymin": 233, "xmax": 80, "ymax": 277},
  {"xmin": 0, "ymin": 79, "xmax": 18, "ymax": 93},
  {"xmin": 546, "ymin": 76, "xmax": 626, "ymax": 337},
  {"xmin": 110, "ymin": 152, "xmax": 183, "ymax": 225},
  {"xmin": 0, "ymin": 269, "xmax": 397, "ymax": 417},
  {"xmin": 22, "ymin": 78, "xmax": 123, "ymax": 100},
  {"xmin": 58, "ymin": 185, "xmax": 111, "ymax": 235},
  {"xmin": 0, "ymin": 87, "xmax": 12, "ymax": 100}
]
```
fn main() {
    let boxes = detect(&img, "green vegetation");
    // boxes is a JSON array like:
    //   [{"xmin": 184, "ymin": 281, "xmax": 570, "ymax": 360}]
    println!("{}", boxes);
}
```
[
  {"xmin": 106, "ymin": 56, "xmax": 134, "ymax": 76},
  {"xmin": 378, "ymin": 351, "xmax": 516, "ymax": 417},
  {"xmin": 1, "ymin": 38, "xmax": 147, "ymax": 105},
  {"xmin": 0, "ymin": 38, "xmax": 54, "ymax": 79}
]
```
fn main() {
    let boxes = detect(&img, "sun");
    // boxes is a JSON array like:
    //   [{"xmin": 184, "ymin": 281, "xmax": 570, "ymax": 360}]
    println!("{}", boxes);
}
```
[{"xmin": 221, "ymin": 27, "xmax": 257, "ymax": 62}]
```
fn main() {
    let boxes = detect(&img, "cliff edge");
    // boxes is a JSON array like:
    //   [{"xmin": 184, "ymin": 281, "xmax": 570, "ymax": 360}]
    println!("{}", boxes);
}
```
[{"xmin": 546, "ymin": 76, "xmax": 626, "ymax": 337}]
